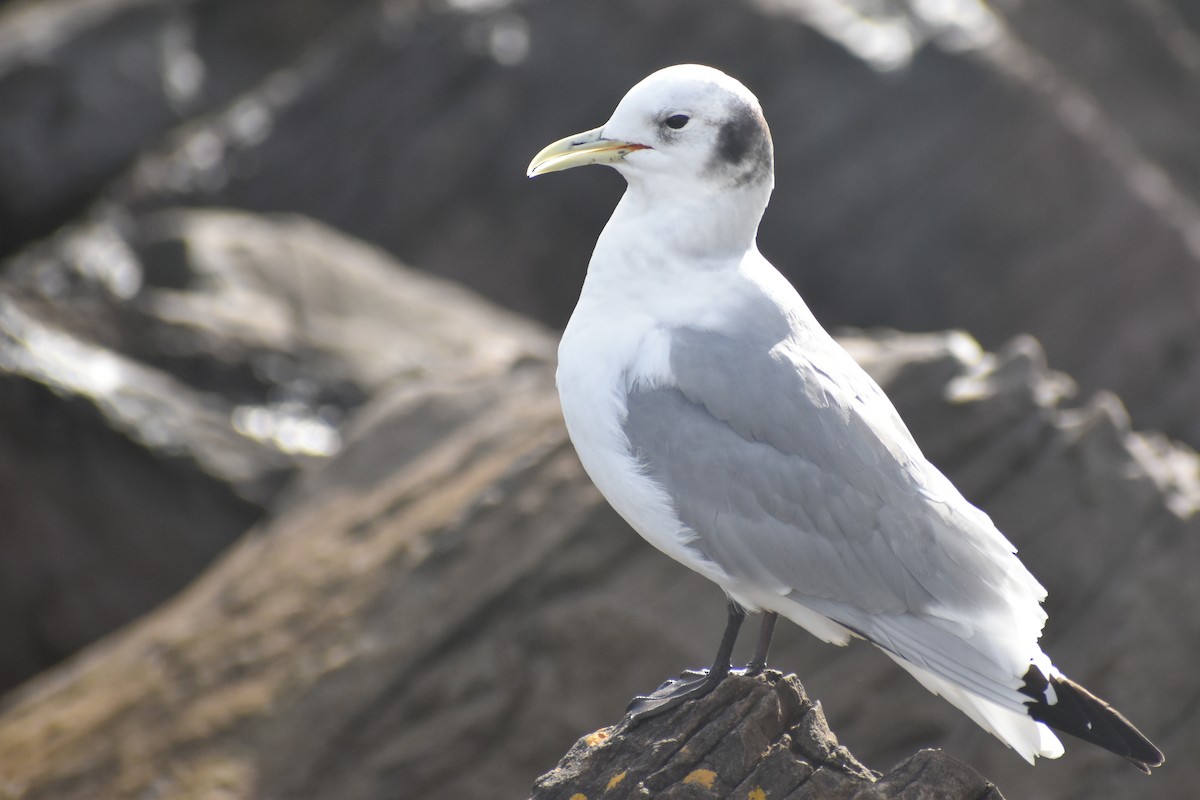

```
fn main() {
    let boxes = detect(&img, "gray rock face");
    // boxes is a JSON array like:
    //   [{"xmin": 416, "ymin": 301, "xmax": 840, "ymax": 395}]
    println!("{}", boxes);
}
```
[
  {"xmin": 0, "ymin": 207, "xmax": 549, "ymax": 690},
  {"xmin": 5, "ymin": 0, "xmax": 1200, "ymax": 445},
  {"xmin": 0, "ymin": 0, "xmax": 375, "ymax": 251},
  {"xmin": 0, "ymin": 292, "xmax": 290, "ymax": 688},
  {"xmin": 14, "ymin": 0, "xmax": 1184, "ymax": 449},
  {"xmin": 0, "ymin": 235, "xmax": 1193, "ymax": 797},
  {"xmin": 0, "ymin": 1, "xmax": 1197, "ymax": 797}
]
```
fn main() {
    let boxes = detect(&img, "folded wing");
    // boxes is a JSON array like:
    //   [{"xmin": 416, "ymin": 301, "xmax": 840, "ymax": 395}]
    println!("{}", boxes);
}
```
[{"xmin": 622, "ymin": 303, "xmax": 1050, "ymax": 713}]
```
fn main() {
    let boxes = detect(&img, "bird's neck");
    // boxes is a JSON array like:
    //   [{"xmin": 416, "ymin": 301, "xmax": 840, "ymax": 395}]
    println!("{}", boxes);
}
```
[
  {"xmin": 580, "ymin": 180, "xmax": 774, "ymax": 331},
  {"xmin": 602, "ymin": 178, "xmax": 772, "ymax": 264}
]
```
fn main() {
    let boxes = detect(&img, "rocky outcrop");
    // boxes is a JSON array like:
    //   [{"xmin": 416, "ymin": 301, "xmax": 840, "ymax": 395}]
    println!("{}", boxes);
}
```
[
  {"xmin": 0, "ymin": 207, "xmax": 549, "ymax": 690},
  {"xmin": 532, "ymin": 672, "xmax": 1004, "ymax": 800},
  {"xmin": 4, "ymin": 0, "xmax": 1195, "ymax": 444},
  {"xmin": 0, "ymin": 0, "xmax": 377, "ymax": 251},
  {"xmin": 0, "ymin": 224, "xmax": 1194, "ymax": 798},
  {"xmin": 1, "ymin": 1, "xmax": 1198, "ymax": 796}
]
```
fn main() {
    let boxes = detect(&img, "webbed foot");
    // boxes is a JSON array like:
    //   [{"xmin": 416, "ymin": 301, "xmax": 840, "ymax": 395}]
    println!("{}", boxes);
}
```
[{"xmin": 625, "ymin": 667, "xmax": 728, "ymax": 722}]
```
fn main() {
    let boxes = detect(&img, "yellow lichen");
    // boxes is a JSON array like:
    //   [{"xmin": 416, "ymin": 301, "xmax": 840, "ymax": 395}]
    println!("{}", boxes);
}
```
[
  {"xmin": 584, "ymin": 729, "xmax": 610, "ymax": 747},
  {"xmin": 606, "ymin": 771, "xmax": 627, "ymax": 790},
  {"xmin": 682, "ymin": 768, "xmax": 717, "ymax": 788},
  {"xmin": 748, "ymin": 788, "xmax": 767, "ymax": 800},
  {"xmin": 569, "ymin": 794, "xmax": 587, "ymax": 800}
]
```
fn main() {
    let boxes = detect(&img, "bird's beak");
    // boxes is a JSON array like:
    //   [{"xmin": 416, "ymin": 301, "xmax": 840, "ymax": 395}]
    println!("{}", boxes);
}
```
[{"xmin": 527, "ymin": 126, "xmax": 649, "ymax": 177}]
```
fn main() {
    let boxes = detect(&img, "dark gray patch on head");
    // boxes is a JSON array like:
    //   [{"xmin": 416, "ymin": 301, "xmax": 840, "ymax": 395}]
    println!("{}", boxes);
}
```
[
  {"xmin": 707, "ymin": 100, "xmax": 773, "ymax": 188},
  {"xmin": 717, "ymin": 115, "xmax": 757, "ymax": 164}
]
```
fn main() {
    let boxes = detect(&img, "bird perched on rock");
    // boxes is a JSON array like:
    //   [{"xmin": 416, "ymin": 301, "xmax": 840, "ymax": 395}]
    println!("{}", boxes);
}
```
[{"xmin": 527, "ymin": 63, "xmax": 1163, "ymax": 772}]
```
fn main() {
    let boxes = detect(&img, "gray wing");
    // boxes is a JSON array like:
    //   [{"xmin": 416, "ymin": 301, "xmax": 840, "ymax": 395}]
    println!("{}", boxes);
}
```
[{"xmin": 624, "ymin": 304, "xmax": 1046, "ymax": 707}]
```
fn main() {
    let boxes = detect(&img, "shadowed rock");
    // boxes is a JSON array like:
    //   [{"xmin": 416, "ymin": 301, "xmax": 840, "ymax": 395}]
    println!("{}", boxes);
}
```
[
  {"xmin": 4, "ymin": 0, "xmax": 1182, "ymax": 448},
  {"xmin": 0, "ymin": 255, "xmax": 1192, "ymax": 798},
  {"xmin": 1, "ymin": 2, "xmax": 1197, "ymax": 796},
  {"xmin": 5, "ymin": 0, "xmax": 1200, "ymax": 444},
  {"xmin": 0, "ymin": 207, "xmax": 549, "ymax": 690},
  {"xmin": 0, "ymin": 0, "xmax": 377, "ymax": 252}
]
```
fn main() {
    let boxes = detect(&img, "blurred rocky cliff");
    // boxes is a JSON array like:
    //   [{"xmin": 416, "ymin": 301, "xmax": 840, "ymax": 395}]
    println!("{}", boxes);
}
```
[
  {"xmin": 0, "ymin": 0, "xmax": 1197, "ymax": 798},
  {"xmin": 5, "ymin": 0, "xmax": 1200, "ymax": 445}
]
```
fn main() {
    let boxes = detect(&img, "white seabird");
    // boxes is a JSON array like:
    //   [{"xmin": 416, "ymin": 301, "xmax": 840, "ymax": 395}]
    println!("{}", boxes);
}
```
[{"xmin": 527, "ymin": 63, "xmax": 1162, "ymax": 772}]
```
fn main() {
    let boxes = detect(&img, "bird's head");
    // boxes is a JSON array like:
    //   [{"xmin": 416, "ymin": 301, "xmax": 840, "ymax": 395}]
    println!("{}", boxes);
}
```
[{"xmin": 528, "ymin": 64, "xmax": 774, "ymax": 198}]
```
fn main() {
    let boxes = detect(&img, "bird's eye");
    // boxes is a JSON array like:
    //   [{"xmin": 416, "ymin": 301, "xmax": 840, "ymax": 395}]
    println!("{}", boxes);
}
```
[{"xmin": 664, "ymin": 114, "xmax": 690, "ymax": 130}]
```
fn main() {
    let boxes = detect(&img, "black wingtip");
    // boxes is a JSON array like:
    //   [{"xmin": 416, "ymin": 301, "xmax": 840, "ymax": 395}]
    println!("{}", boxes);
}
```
[{"xmin": 1019, "ymin": 666, "xmax": 1165, "ymax": 773}]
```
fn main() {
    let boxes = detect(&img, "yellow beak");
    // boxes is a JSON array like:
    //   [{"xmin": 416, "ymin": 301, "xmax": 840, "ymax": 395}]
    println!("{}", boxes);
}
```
[{"xmin": 527, "ymin": 126, "xmax": 649, "ymax": 177}]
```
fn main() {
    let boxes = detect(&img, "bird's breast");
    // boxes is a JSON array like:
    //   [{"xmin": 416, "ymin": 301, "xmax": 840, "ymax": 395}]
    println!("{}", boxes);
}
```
[
  {"xmin": 556, "ymin": 307, "xmax": 669, "ymax": 449},
  {"xmin": 556, "ymin": 312, "xmax": 727, "ymax": 576}
]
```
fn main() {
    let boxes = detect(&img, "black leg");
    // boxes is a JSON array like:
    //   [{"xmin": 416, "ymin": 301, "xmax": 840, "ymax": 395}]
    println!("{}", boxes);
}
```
[
  {"xmin": 743, "ymin": 611, "xmax": 778, "ymax": 676},
  {"xmin": 625, "ymin": 602, "xmax": 746, "ymax": 723},
  {"xmin": 707, "ymin": 601, "xmax": 746, "ymax": 676}
]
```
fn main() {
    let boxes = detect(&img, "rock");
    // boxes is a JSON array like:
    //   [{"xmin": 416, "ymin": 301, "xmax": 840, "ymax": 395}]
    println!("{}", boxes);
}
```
[
  {"xmin": 0, "ymin": 0, "xmax": 376, "ymax": 253},
  {"xmin": 0, "ymin": 309, "xmax": 1193, "ymax": 799},
  {"xmin": 28, "ymin": 0, "xmax": 1190, "ymax": 448},
  {"xmin": 0, "ymin": 363, "xmax": 582, "ymax": 800},
  {"xmin": 4, "ymin": 0, "xmax": 1200, "ymax": 443},
  {"xmin": 0, "ymin": 293, "xmax": 291, "ymax": 690},
  {"xmin": 531, "ymin": 671, "xmax": 1003, "ymax": 800},
  {"xmin": 0, "ymin": 2, "xmax": 1196, "ymax": 794},
  {"xmin": 0, "ymin": 206, "xmax": 549, "ymax": 691},
  {"xmin": 995, "ymin": 0, "xmax": 1200, "ymax": 204}
]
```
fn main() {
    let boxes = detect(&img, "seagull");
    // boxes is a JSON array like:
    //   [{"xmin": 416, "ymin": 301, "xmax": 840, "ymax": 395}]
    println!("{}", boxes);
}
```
[{"xmin": 527, "ymin": 63, "xmax": 1163, "ymax": 772}]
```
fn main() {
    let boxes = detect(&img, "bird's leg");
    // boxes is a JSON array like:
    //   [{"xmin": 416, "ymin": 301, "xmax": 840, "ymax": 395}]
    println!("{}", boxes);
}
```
[
  {"xmin": 624, "ymin": 602, "xmax": 746, "ymax": 724},
  {"xmin": 742, "ymin": 611, "xmax": 778, "ymax": 676}
]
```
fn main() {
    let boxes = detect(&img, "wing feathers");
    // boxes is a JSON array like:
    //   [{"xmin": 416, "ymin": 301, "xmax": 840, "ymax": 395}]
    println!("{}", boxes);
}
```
[{"xmin": 622, "ymin": 313, "xmax": 1052, "ymax": 717}]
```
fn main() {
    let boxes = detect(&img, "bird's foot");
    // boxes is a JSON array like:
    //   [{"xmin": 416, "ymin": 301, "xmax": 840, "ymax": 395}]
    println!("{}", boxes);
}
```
[
  {"xmin": 740, "ymin": 660, "xmax": 767, "ymax": 678},
  {"xmin": 624, "ymin": 668, "xmax": 728, "ymax": 724}
]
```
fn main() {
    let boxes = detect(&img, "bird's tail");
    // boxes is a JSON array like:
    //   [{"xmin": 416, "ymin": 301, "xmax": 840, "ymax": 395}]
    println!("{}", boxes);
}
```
[{"xmin": 1020, "ymin": 666, "xmax": 1164, "ymax": 774}]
